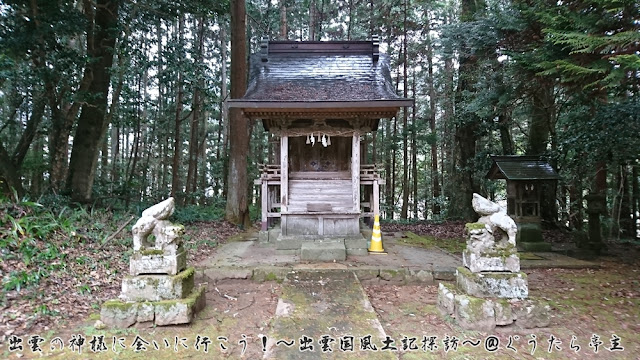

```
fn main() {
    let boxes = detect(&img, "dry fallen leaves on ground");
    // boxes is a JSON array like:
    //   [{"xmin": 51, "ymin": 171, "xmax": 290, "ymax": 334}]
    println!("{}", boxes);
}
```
[{"xmin": 0, "ymin": 218, "xmax": 242, "ymax": 342}]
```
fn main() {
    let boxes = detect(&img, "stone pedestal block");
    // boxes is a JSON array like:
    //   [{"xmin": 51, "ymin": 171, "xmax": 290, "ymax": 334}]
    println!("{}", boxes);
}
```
[
  {"xmin": 120, "ymin": 267, "xmax": 194, "ymax": 302},
  {"xmin": 455, "ymin": 294, "xmax": 496, "ymax": 331},
  {"xmin": 154, "ymin": 286, "xmax": 207, "ymax": 326},
  {"xmin": 511, "ymin": 298, "xmax": 551, "ymax": 329},
  {"xmin": 516, "ymin": 222, "xmax": 544, "ymax": 243},
  {"xmin": 437, "ymin": 283, "xmax": 456, "ymax": 315},
  {"xmin": 516, "ymin": 221, "xmax": 551, "ymax": 252},
  {"xmin": 437, "ymin": 283, "xmax": 549, "ymax": 331},
  {"xmin": 456, "ymin": 267, "xmax": 528, "ymax": 299},
  {"xmin": 137, "ymin": 302, "xmax": 155, "ymax": 323},
  {"xmin": 101, "ymin": 286, "xmax": 206, "ymax": 327},
  {"xmin": 493, "ymin": 298, "xmax": 514, "ymax": 325},
  {"xmin": 100, "ymin": 300, "xmax": 140, "ymax": 328},
  {"xmin": 129, "ymin": 250, "xmax": 186, "ymax": 276},
  {"xmin": 462, "ymin": 249, "xmax": 520, "ymax": 273}
]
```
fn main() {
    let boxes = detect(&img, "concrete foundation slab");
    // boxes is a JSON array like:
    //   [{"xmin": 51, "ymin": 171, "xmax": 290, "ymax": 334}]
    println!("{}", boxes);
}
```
[
  {"xmin": 195, "ymin": 230, "xmax": 597, "ymax": 284},
  {"xmin": 252, "ymin": 266, "xmax": 294, "ymax": 282},
  {"xmin": 268, "ymin": 227, "xmax": 281, "ymax": 242}
]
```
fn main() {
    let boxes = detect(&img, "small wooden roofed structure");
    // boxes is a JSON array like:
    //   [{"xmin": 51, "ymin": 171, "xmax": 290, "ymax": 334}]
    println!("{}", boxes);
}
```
[
  {"xmin": 487, "ymin": 155, "xmax": 559, "ymax": 220},
  {"xmin": 228, "ymin": 37, "xmax": 412, "ymax": 245}
]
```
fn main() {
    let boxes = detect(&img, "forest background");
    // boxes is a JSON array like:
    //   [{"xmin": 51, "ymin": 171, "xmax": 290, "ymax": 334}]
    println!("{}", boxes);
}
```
[{"xmin": 1, "ymin": 0, "xmax": 639, "ymax": 237}]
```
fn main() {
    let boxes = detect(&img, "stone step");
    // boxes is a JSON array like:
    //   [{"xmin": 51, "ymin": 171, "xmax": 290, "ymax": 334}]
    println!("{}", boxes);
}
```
[
  {"xmin": 201, "ymin": 266, "xmax": 443, "ymax": 285},
  {"xmin": 300, "ymin": 239, "xmax": 346, "ymax": 261}
]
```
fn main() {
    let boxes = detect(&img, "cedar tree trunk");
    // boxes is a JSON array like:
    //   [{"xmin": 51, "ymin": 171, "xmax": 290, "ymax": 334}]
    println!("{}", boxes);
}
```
[
  {"xmin": 225, "ymin": 0, "xmax": 252, "ymax": 228},
  {"xmin": 67, "ymin": 0, "xmax": 120, "ymax": 202}
]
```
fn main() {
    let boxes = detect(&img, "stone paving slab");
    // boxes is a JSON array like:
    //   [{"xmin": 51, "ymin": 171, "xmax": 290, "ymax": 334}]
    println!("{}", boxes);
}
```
[
  {"xmin": 520, "ymin": 252, "xmax": 600, "ymax": 269},
  {"xmin": 264, "ymin": 270, "xmax": 395, "ymax": 359},
  {"xmin": 196, "ymin": 232, "xmax": 598, "ymax": 284}
]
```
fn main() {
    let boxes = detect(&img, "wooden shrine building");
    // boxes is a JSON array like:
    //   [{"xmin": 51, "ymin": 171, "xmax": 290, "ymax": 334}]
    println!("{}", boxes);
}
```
[
  {"xmin": 228, "ymin": 37, "xmax": 411, "ymax": 256},
  {"xmin": 486, "ymin": 155, "xmax": 560, "ymax": 251}
]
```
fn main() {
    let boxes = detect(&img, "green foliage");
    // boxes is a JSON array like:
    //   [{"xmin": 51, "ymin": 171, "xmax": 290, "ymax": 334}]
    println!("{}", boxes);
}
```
[
  {"xmin": 1, "ymin": 0, "xmax": 638, "ymax": 232},
  {"xmin": 531, "ymin": 0, "xmax": 640, "ymax": 93},
  {"xmin": 0, "ymin": 193, "xmax": 134, "ymax": 293},
  {"xmin": 557, "ymin": 98, "xmax": 640, "ymax": 183},
  {"xmin": 249, "ymin": 204, "xmax": 262, "ymax": 223},
  {"xmin": 0, "ymin": 196, "xmax": 70, "ymax": 291},
  {"xmin": 171, "ymin": 202, "xmax": 226, "ymax": 224}
]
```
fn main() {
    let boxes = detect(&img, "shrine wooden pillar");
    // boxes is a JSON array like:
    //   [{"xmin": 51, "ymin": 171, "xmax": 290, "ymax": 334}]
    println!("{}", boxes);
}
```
[
  {"xmin": 280, "ymin": 134, "xmax": 288, "ymax": 213},
  {"xmin": 373, "ymin": 178, "xmax": 380, "ymax": 216},
  {"xmin": 352, "ymin": 131, "xmax": 360, "ymax": 212},
  {"xmin": 261, "ymin": 180, "xmax": 268, "ymax": 230}
]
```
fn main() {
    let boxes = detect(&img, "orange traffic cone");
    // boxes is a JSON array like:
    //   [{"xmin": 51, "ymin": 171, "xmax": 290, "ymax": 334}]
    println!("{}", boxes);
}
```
[{"xmin": 368, "ymin": 214, "xmax": 386, "ymax": 254}]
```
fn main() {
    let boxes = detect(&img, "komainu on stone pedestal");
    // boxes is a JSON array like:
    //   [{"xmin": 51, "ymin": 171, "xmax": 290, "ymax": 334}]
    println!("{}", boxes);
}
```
[
  {"xmin": 101, "ymin": 197, "xmax": 205, "ymax": 328},
  {"xmin": 437, "ymin": 193, "xmax": 550, "ymax": 330}
]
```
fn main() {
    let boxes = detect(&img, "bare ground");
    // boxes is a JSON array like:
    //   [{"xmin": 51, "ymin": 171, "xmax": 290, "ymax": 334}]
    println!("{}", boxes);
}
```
[
  {"xmin": 364, "ymin": 260, "xmax": 640, "ymax": 359},
  {"xmin": 2, "ymin": 221, "xmax": 639, "ymax": 359},
  {"xmin": 0, "ymin": 219, "xmax": 242, "ymax": 342}
]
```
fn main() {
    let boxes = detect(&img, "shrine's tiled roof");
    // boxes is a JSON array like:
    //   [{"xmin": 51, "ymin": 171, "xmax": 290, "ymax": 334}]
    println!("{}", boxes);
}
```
[
  {"xmin": 487, "ymin": 156, "xmax": 560, "ymax": 180},
  {"xmin": 240, "ymin": 40, "xmax": 403, "ymax": 102}
]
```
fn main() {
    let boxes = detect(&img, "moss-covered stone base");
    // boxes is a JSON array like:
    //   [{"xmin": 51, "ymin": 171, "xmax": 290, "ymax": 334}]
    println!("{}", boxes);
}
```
[
  {"xmin": 121, "ymin": 267, "xmax": 195, "ymax": 302},
  {"xmin": 456, "ymin": 266, "xmax": 528, "ymax": 298},
  {"xmin": 437, "ymin": 282, "xmax": 550, "ymax": 331},
  {"xmin": 101, "ymin": 285, "xmax": 206, "ymax": 328}
]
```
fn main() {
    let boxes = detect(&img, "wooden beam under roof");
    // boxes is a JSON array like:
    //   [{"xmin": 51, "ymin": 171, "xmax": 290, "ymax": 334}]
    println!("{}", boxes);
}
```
[{"xmin": 227, "ymin": 99, "xmax": 414, "ymax": 109}]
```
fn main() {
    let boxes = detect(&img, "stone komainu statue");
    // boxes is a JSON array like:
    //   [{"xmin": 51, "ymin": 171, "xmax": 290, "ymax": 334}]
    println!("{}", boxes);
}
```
[{"xmin": 132, "ymin": 197, "xmax": 183, "ymax": 255}]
